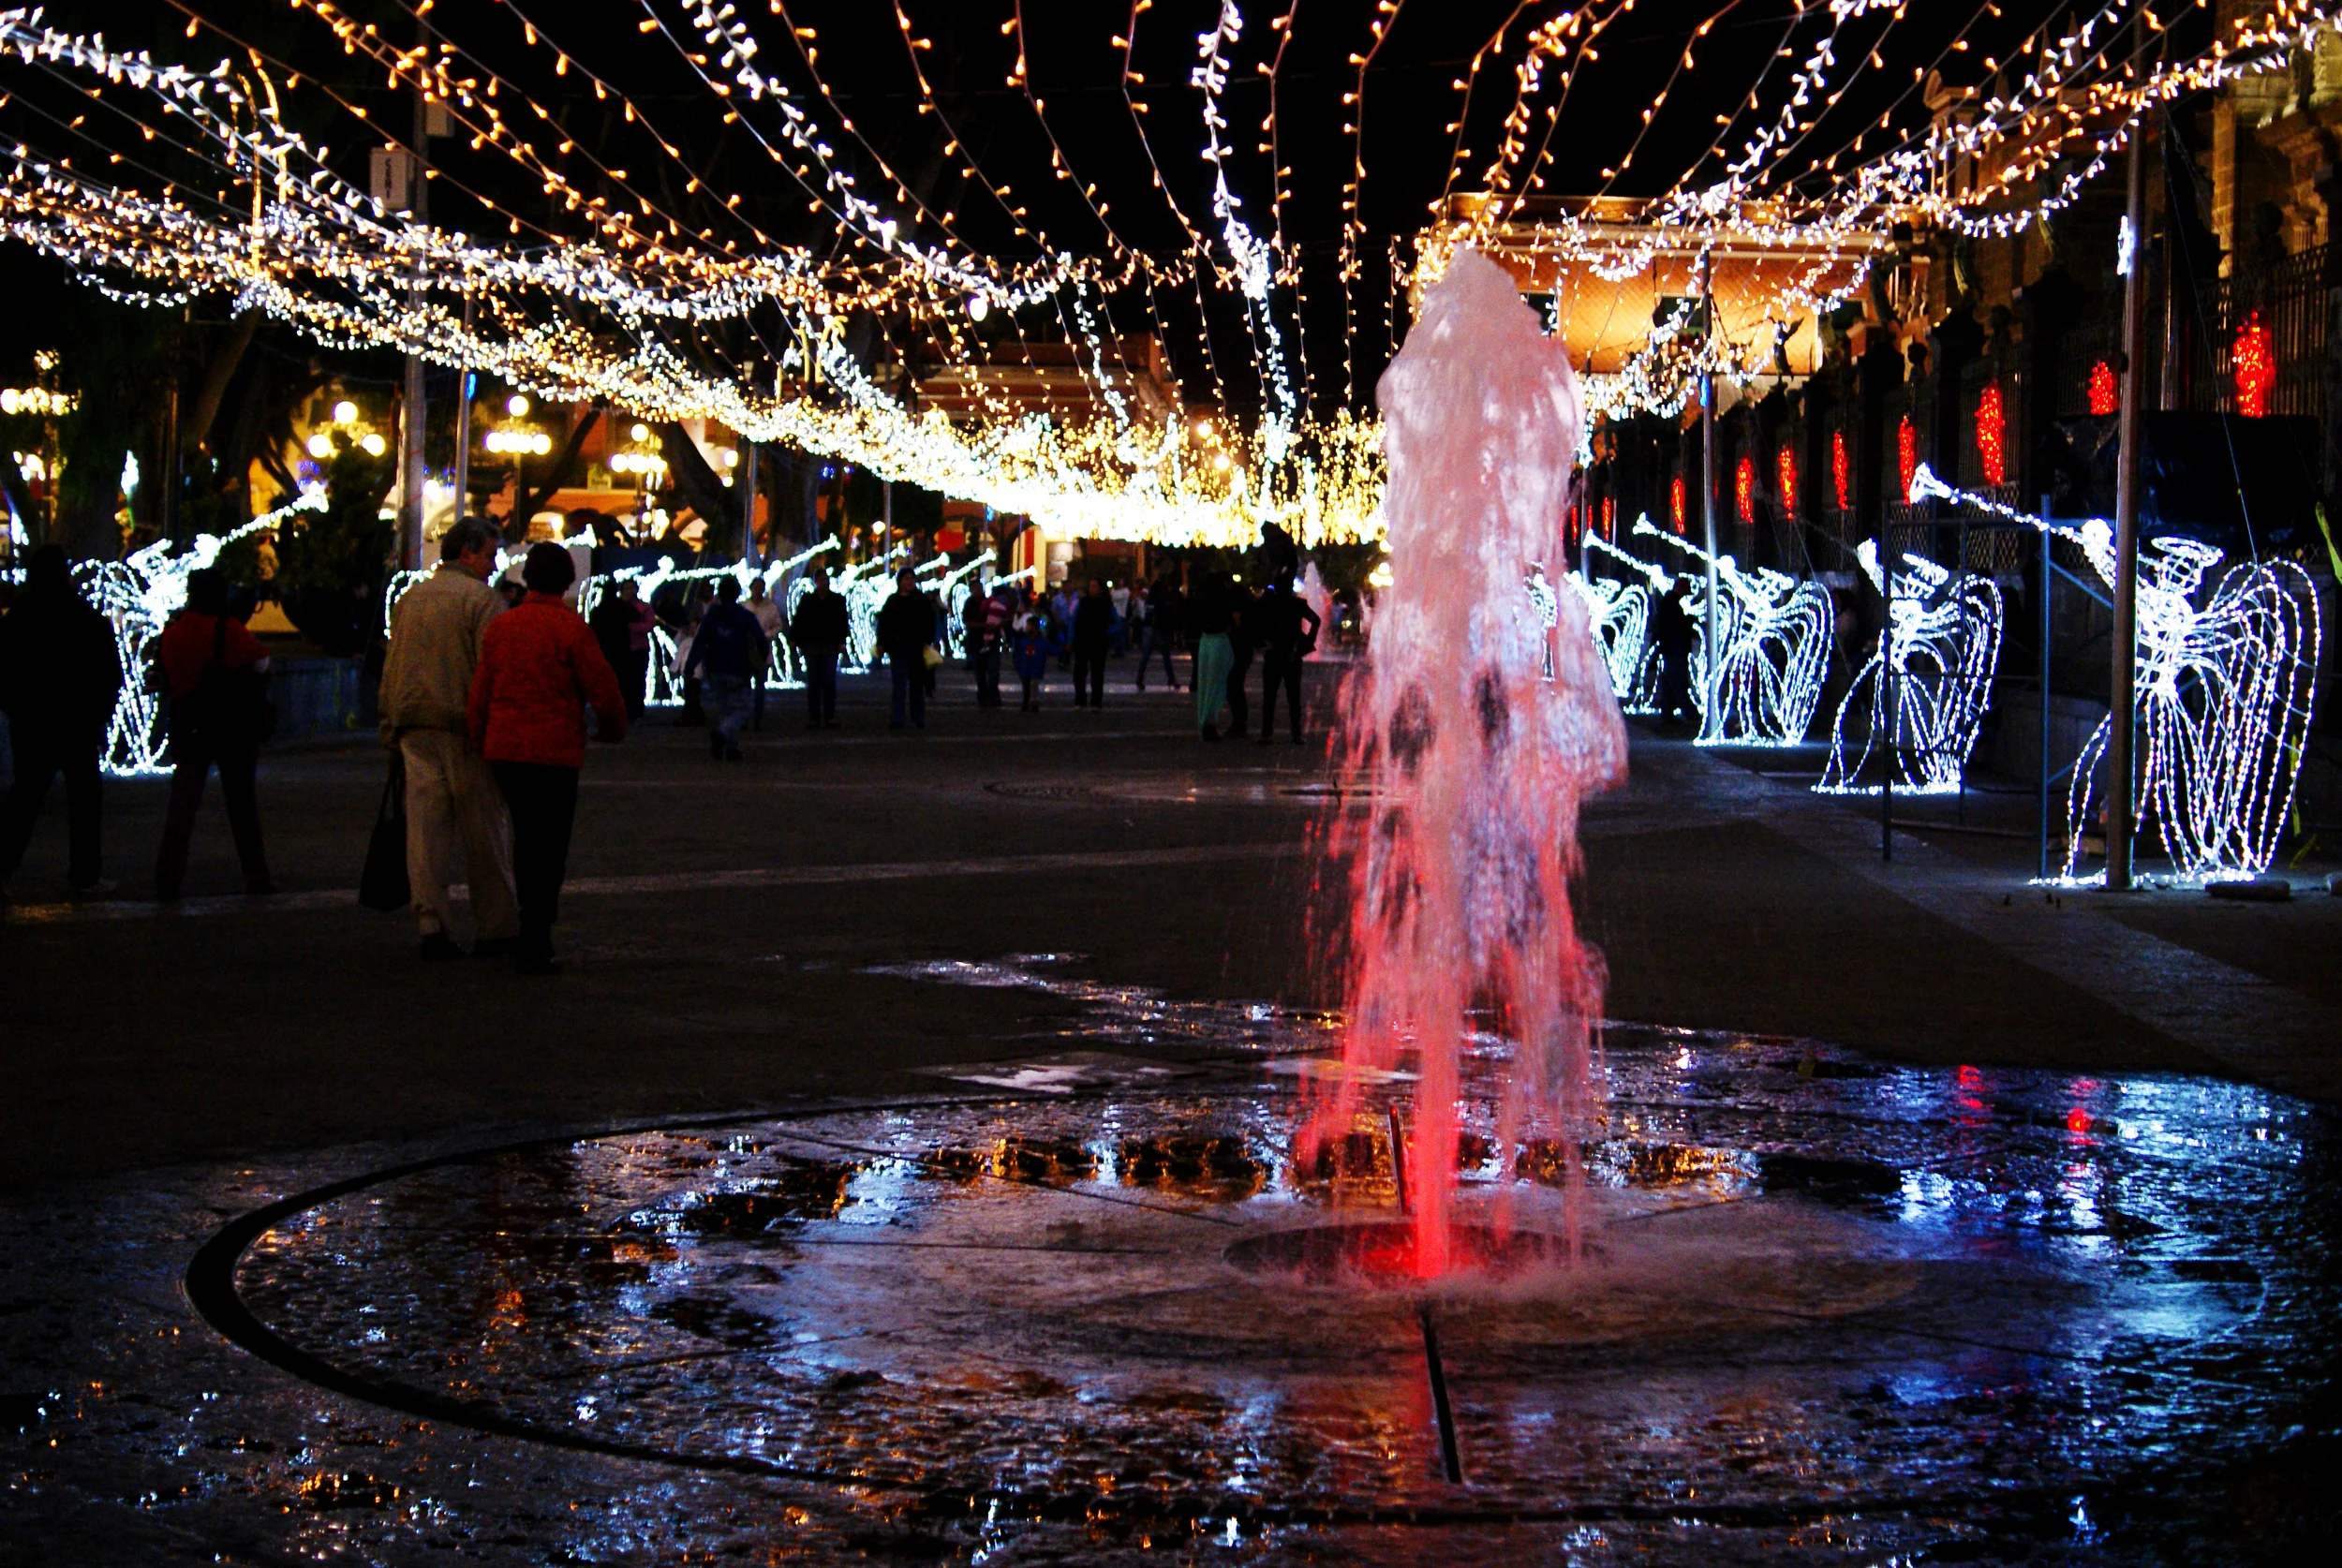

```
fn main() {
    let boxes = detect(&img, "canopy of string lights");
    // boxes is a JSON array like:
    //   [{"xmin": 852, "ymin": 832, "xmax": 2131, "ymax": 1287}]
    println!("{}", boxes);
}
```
[{"xmin": 3, "ymin": 0, "xmax": 2325, "ymax": 547}]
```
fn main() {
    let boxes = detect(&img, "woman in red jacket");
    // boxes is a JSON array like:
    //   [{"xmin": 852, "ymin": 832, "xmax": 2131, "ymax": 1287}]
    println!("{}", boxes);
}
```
[{"xmin": 467, "ymin": 544, "xmax": 627, "ymax": 973}]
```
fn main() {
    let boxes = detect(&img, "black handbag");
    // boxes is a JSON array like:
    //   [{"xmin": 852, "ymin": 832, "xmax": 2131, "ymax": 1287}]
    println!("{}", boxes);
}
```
[{"xmin": 358, "ymin": 752, "xmax": 410, "ymax": 912}]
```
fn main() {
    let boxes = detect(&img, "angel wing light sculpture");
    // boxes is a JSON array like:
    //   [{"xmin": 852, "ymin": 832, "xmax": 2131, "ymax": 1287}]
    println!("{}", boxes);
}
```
[
  {"xmin": 1816, "ymin": 538, "xmax": 2004, "ymax": 795},
  {"xmin": 1907, "ymin": 465, "xmax": 2321, "ymax": 880},
  {"xmin": 72, "ymin": 494, "xmax": 327, "ymax": 777},
  {"xmin": 1633, "ymin": 518, "xmax": 1833, "ymax": 746},
  {"xmin": 1573, "ymin": 533, "xmax": 1669, "ymax": 709}
]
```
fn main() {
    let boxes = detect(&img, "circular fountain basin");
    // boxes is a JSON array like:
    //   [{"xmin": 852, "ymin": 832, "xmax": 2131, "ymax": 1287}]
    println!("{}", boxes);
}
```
[{"xmin": 188, "ymin": 1030, "xmax": 2336, "ymax": 1563}]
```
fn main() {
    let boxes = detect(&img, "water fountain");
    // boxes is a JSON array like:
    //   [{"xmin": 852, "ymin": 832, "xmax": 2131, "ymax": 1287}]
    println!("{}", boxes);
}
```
[{"xmin": 1316, "ymin": 248, "xmax": 1626, "ymax": 1276}]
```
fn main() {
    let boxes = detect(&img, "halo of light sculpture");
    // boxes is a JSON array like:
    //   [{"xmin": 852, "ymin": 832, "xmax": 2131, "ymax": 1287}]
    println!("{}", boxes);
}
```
[
  {"xmin": 1632, "ymin": 518, "xmax": 1832, "ymax": 747},
  {"xmin": 1908, "ymin": 465, "xmax": 2322, "ymax": 881},
  {"xmin": 1816, "ymin": 539, "xmax": 2004, "ymax": 796}
]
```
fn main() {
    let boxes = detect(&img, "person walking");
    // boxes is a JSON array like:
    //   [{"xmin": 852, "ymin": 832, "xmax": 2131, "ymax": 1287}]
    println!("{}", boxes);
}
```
[
  {"xmin": 1070, "ymin": 578, "xmax": 1113, "ymax": 708},
  {"xmin": 745, "ymin": 575, "xmax": 784, "ymax": 730},
  {"xmin": 0, "ymin": 544, "xmax": 123, "ymax": 901},
  {"xmin": 788, "ymin": 567, "xmax": 848, "ymax": 729},
  {"xmin": 467, "ymin": 543, "xmax": 628, "ymax": 974},
  {"xmin": 1223, "ymin": 575, "xmax": 1257, "ymax": 740},
  {"xmin": 1653, "ymin": 579, "xmax": 1697, "ymax": 726},
  {"xmin": 1192, "ymin": 572, "xmax": 1236, "ymax": 741},
  {"xmin": 1108, "ymin": 580, "xmax": 1132, "ymax": 655},
  {"xmin": 378, "ymin": 520, "xmax": 520, "ymax": 959},
  {"xmin": 683, "ymin": 575, "xmax": 769, "ymax": 762},
  {"xmin": 969, "ymin": 584, "xmax": 1007, "ymax": 709},
  {"xmin": 1011, "ymin": 591, "xmax": 1050, "ymax": 712},
  {"xmin": 1136, "ymin": 573, "xmax": 1182, "ymax": 691},
  {"xmin": 877, "ymin": 567, "xmax": 936, "ymax": 730},
  {"xmin": 153, "ymin": 567, "xmax": 275, "ymax": 900},
  {"xmin": 1255, "ymin": 570, "xmax": 1323, "ymax": 744}
]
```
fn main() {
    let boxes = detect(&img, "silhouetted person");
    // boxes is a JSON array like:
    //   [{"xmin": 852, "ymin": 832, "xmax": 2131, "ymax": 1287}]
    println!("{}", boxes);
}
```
[
  {"xmin": 876, "ymin": 567, "xmax": 936, "ymax": 730},
  {"xmin": 154, "ymin": 567, "xmax": 274, "ymax": 900},
  {"xmin": 590, "ymin": 578, "xmax": 652, "ymax": 721},
  {"xmin": 1136, "ymin": 573, "xmax": 1182, "ymax": 690},
  {"xmin": 467, "ymin": 543, "xmax": 628, "ymax": 974},
  {"xmin": 379, "ymin": 519, "xmax": 518, "ymax": 959},
  {"xmin": 1071, "ymin": 578, "xmax": 1112, "ymax": 708},
  {"xmin": 788, "ymin": 567, "xmax": 848, "ymax": 728},
  {"xmin": 1255, "ymin": 571, "xmax": 1322, "ymax": 744},
  {"xmin": 0, "ymin": 545, "xmax": 122, "ymax": 900},
  {"xmin": 684, "ymin": 575, "xmax": 768, "ymax": 762},
  {"xmin": 745, "ymin": 575, "xmax": 783, "ymax": 728},
  {"xmin": 1653, "ymin": 580, "xmax": 1698, "ymax": 725},
  {"xmin": 1223, "ymin": 576, "xmax": 1257, "ymax": 738}
]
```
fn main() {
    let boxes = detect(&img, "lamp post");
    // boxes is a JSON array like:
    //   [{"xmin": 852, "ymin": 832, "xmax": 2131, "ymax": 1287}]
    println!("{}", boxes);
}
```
[{"xmin": 2108, "ymin": 43, "xmax": 2149, "ymax": 891}]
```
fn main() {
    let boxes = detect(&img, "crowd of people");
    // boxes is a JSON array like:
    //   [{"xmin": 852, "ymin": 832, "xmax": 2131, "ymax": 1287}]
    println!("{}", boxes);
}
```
[{"xmin": 0, "ymin": 534, "xmax": 1341, "ymax": 972}]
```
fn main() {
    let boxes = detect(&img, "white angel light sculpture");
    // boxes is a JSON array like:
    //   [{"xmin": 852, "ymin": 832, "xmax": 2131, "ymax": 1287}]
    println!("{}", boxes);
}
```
[
  {"xmin": 1568, "ymin": 533, "xmax": 1668, "ymax": 707},
  {"xmin": 1632, "ymin": 518, "xmax": 1832, "ymax": 747},
  {"xmin": 73, "ymin": 493, "xmax": 326, "ymax": 777},
  {"xmin": 1816, "ymin": 538, "xmax": 2004, "ymax": 795},
  {"xmin": 1908, "ymin": 464, "xmax": 2321, "ymax": 880}
]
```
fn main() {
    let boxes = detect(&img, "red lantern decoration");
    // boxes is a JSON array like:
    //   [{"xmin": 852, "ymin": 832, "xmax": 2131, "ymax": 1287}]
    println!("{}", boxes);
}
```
[
  {"xmin": 1976, "ymin": 381, "xmax": 2007, "ymax": 487},
  {"xmin": 1669, "ymin": 475, "xmax": 1687, "ymax": 533},
  {"xmin": 1896, "ymin": 415, "xmax": 1918, "ymax": 505},
  {"xmin": 1831, "ymin": 429, "xmax": 1850, "ymax": 512},
  {"xmin": 2233, "ymin": 313, "xmax": 2275, "ymax": 419},
  {"xmin": 1602, "ymin": 496, "xmax": 1615, "ymax": 539},
  {"xmin": 1735, "ymin": 454, "xmax": 1756, "ymax": 525},
  {"xmin": 2087, "ymin": 360, "xmax": 2118, "ymax": 417},
  {"xmin": 1775, "ymin": 447, "xmax": 1798, "ymax": 517}
]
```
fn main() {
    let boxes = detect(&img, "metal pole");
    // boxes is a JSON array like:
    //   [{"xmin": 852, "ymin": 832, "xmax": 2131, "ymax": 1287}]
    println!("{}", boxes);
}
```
[
  {"xmin": 1699, "ymin": 250, "xmax": 1720, "ymax": 730},
  {"xmin": 740, "ymin": 439, "xmax": 760, "ymax": 568},
  {"xmin": 2108, "ymin": 77, "xmax": 2149, "ymax": 891},
  {"xmin": 2039, "ymin": 494, "xmax": 2053, "ymax": 880},
  {"xmin": 450, "ymin": 293, "xmax": 472, "ymax": 527},
  {"xmin": 398, "ymin": 7, "xmax": 430, "ymax": 570},
  {"xmin": 1881, "ymin": 542, "xmax": 1894, "ymax": 863}
]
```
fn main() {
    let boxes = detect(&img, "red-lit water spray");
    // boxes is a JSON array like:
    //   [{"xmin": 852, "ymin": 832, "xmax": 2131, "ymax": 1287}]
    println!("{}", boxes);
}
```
[{"xmin": 1314, "ymin": 249, "xmax": 1626, "ymax": 1278}]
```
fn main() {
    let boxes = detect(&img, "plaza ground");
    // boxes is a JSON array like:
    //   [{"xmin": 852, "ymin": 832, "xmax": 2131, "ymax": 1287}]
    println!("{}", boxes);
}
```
[
  {"xmin": 3, "ymin": 658, "xmax": 2339, "ymax": 1565},
  {"xmin": 3, "ymin": 658, "xmax": 2337, "ymax": 1195}
]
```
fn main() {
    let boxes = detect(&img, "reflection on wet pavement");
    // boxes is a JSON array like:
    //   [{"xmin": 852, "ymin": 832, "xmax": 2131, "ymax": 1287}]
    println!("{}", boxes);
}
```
[{"xmin": 4, "ymin": 956, "xmax": 2337, "ymax": 1565}]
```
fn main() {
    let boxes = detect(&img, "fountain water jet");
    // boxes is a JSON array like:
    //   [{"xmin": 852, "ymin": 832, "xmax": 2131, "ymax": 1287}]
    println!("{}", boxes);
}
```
[{"xmin": 1316, "ymin": 249, "xmax": 1626, "ymax": 1278}]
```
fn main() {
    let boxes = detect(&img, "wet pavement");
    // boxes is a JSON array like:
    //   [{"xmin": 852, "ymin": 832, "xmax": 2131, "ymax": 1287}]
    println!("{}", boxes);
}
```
[{"xmin": 7, "ymin": 955, "xmax": 2338, "ymax": 1565}]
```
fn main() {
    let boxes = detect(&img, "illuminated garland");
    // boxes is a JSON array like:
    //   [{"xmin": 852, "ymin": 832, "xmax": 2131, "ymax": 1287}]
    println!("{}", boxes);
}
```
[{"xmin": 2233, "ymin": 313, "xmax": 2275, "ymax": 419}]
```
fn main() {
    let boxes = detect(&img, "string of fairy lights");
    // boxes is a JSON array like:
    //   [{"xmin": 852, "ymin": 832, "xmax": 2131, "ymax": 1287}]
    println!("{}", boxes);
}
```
[{"xmin": 3, "ymin": 2, "xmax": 2335, "ymax": 550}]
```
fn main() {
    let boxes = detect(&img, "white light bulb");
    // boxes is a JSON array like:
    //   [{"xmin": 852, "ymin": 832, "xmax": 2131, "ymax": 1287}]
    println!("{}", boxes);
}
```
[
  {"xmin": 333, "ymin": 400, "xmax": 358, "ymax": 425},
  {"xmin": 506, "ymin": 393, "xmax": 530, "ymax": 417},
  {"xmin": 630, "ymin": 422, "xmax": 650, "ymax": 443},
  {"xmin": 306, "ymin": 433, "xmax": 333, "ymax": 459},
  {"xmin": 361, "ymin": 432, "xmax": 387, "ymax": 457}
]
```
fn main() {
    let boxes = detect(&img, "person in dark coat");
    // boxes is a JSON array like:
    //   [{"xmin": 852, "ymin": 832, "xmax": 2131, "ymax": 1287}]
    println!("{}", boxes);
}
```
[
  {"xmin": 787, "ymin": 567, "xmax": 849, "ymax": 729},
  {"xmin": 1136, "ymin": 573, "xmax": 1182, "ymax": 691},
  {"xmin": 875, "ymin": 567, "xmax": 936, "ymax": 730},
  {"xmin": 1653, "ymin": 579, "xmax": 1698, "ymax": 725},
  {"xmin": 682, "ymin": 575, "xmax": 769, "ymax": 762},
  {"xmin": 1070, "ymin": 578, "xmax": 1113, "ymax": 708},
  {"xmin": 1254, "ymin": 571, "xmax": 1322, "ymax": 744},
  {"xmin": 0, "ymin": 545, "xmax": 123, "ymax": 899},
  {"xmin": 1223, "ymin": 576, "xmax": 1257, "ymax": 739}
]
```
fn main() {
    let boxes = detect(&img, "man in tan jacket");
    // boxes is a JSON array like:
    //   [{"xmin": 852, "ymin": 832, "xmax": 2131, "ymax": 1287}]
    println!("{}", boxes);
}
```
[{"xmin": 379, "ymin": 520, "xmax": 519, "ymax": 959}]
